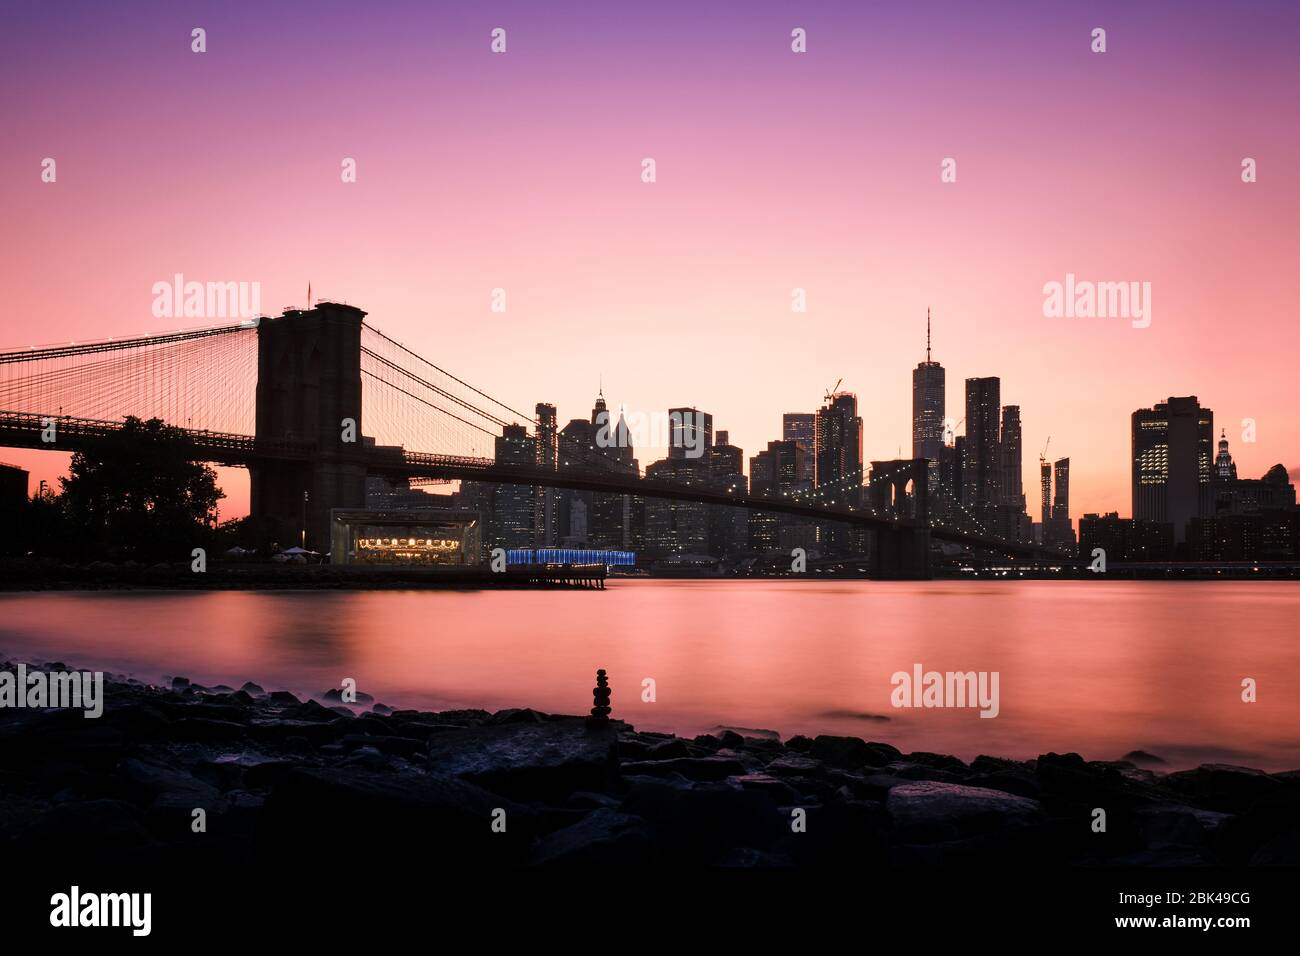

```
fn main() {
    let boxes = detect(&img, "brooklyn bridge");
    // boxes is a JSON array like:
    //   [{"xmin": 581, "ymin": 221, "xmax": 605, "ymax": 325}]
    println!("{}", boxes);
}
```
[{"xmin": 0, "ymin": 303, "xmax": 1071, "ymax": 577}]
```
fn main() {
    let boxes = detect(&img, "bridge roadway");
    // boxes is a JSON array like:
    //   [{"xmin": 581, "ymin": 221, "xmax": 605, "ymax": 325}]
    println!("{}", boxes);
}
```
[{"xmin": 0, "ymin": 410, "xmax": 1069, "ymax": 560}]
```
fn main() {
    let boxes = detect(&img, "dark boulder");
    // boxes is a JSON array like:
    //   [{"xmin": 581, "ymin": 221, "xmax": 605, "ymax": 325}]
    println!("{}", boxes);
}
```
[
  {"xmin": 528, "ymin": 809, "xmax": 653, "ymax": 866},
  {"xmin": 425, "ymin": 718, "xmax": 619, "ymax": 801},
  {"xmin": 810, "ymin": 735, "xmax": 901, "ymax": 770},
  {"xmin": 620, "ymin": 755, "xmax": 746, "ymax": 782},
  {"xmin": 259, "ymin": 767, "xmax": 530, "ymax": 868},
  {"xmin": 887, "ymin": 781, "xmax": 1045, "ymax": 843}
]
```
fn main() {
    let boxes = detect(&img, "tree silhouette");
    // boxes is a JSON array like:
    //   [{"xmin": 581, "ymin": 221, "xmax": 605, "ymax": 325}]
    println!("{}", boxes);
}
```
[{"xmin": 59, "ymin": 416, "xmax": 224, "ymax": 560}]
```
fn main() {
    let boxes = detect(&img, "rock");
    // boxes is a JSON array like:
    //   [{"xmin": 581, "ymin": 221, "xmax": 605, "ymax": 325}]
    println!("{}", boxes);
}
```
[
  {"xmin": 840, "ymin": 772, "xmax": 913, "ymax": 800},
  {"xmin": 371, "ymin": 703, "xmax": 393, "ymax": 716},
  {"xmin": 565, "ymin": 791, "xmax": 622, "ymax": 811},
  {"xmin": 809, "ymin": 735, "xmax": 901, "ymax": 770},
  {"xmin": 268, "ymin": 690, "xmax": 300, "ymax": 705},
  {"xmin": 1249, "ymin": 828, "xmax": 1300, "ymax": 865},
  {"xmin": 322, "ymin": 687, "xmax": 375, "ymax": 705},
  {"xmin": 726, "ymin": 773, "xmax": 798, "ymax": 803},
  {"xmin": 785, "ymin": 735, "xmax": 815, "ymax": 753},
  {"xmin": 247, "ymin": 717, "xmax": 347, "ymax": 747},
  {"xmin": 905, "ymin": 752, "xmax": 969, "ymax": 772},
  {"xmin": 1162, "ymin": 764, "xmax": 1283, "ymax": 810},
  {"xmin": 425, "ymin": 718, "xmax": 619, "ymax": 800},
  {"xmin": 620, "ymin": 781, "xmax": 785, "ymax": 863},
  {"xmin": 1134, "ymin": 804, "xmax": 1232, "ymax": 848},
  {"xmin": 339, "ymin": 734, "xmax": 426, "ymax": 758},
  {"xmin": 887, "ymin": 781, "xmax": 1046, "ymax": 842},
  {"xmin": 170, "ymin": 676, "xmax": 191, "ymax": 690},
  {"xmin": 971, "ymin": 754, "xmax": 1031, "ymax": 775},
  {"xmin": 283, "ymin": 699, "xmax": 342, "ymax": 722},
  {"xmin": 1122, "ymin": 750, "xmax": 1167, "ymax": 766},
  {"xmin": 528, "ymin": 809, "xmax": 652, "ymax": 866},
  {"xmin": 887, "ymin": 762, "xmax": 967, "ymax": 784},
  {"xmin": 343, "ymin": 746, "xmax": 392, "ymax": 771},
  {"xmin": 239, "ymin": 682, "xmax": 266, "ymax": 697},
  {"xmin": 259, "ymin": 768, "xmax": 529, "ymax": 867},
  {"xmin": 645, "ymin": 738, "xmax": 691, "ymax": 761},
  {"xmin": 785, "ymin": 800, "xmax": 888, "ymax": 866},
  {"xmin": 616, "ymin": 737, "xmax": 653, "ymax": 760},
  {"xmin": 244, "ymin": 760, "xmax": 299, "ymax": 788},
  {"xmin": 120, "ymin": 758, "xmax": 220, "ymax": 803},
  {"xmin": 488, "ymin": 707, "xmax": 546, "ymax": 725},
  {"xmin": 169, "ymin": 718, "xmax": 248, "ymax": 743},
  {"xmin": 715, "ymin": 730, "xmax": 744, "ymax": 749},
  {"xmin": 966, "ymin": 771, "xmax": 1041, "ymax": 800},
  {"xmin": 764, "ymin": 755, "xmax": 825, "ymax": 778},
  {"xmin": 620, "ymin": 756, "xmax": 746, "ymax": 782}
]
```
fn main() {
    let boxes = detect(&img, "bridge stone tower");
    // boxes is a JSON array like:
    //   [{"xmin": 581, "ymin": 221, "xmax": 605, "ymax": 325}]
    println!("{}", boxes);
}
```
[
  {"xmin": 868, "ymin": 459, "xmax": 931, "ymax": 579},
  {"xmin": 250, "ymin": 303, "xmax": 368, "ymax": 552}
]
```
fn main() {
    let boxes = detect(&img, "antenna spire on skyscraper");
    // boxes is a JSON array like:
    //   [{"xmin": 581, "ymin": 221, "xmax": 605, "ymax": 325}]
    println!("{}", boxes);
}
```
[{"xmin": 926, "ymin": 307, "xmax": 932, "ymax": 363}]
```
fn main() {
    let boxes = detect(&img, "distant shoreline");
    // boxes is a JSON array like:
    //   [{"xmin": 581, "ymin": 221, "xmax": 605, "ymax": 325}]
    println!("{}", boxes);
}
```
[
  {"xmin": 2, "ymin": 559, "xmax": 1299, "ymax": 590},
  {"xmin": 0, "ymin": 560, "xmax": 607, "ymax": 591}
]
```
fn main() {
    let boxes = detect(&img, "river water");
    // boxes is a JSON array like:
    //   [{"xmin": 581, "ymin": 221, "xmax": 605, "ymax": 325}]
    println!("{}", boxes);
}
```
[{"xmin": 2, "ymin": 580, "xmax": 1297, "ymax": 770}]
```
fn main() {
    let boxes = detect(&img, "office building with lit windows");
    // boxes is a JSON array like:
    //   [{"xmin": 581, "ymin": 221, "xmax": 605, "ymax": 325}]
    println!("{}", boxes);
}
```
[{"xmin": 1132, "ymin": 396, "xmax": 1214, "ymax": 543}]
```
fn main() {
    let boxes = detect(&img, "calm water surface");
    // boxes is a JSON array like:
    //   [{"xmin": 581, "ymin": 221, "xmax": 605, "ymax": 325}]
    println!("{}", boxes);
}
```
[{"xmin": 2, "ymin": 580, "xmax": 1298, "ymax": 770}]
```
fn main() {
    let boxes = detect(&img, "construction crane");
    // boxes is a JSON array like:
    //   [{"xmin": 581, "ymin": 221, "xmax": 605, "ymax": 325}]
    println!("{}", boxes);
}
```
[
  {"xmin": 824, "ymin": 378, "xmax": 843, "ymax": 402},
  {"xmin": 1040, "ymin": 436, "xmax": 1051, "ymax": 467}
]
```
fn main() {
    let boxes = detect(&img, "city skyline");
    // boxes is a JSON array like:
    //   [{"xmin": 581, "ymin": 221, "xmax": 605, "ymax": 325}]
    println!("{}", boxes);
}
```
[
  {"xmin": 3, "ymin": 0, "xmax": 1298, "ymax": 526},
  {"xmin": 3, "ymin": 308, "xmax": 1297, "ymax": 536}
]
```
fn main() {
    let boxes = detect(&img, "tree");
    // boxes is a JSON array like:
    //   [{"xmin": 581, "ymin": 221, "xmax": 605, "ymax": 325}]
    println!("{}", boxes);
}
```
[{"xmin": 59, "ymin": 416, "xmax": 224, "ymax": 560}]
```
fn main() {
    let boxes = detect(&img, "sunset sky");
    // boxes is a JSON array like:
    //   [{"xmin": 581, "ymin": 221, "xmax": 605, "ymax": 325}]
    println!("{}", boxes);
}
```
[{"xmin": 2, "ymin": 0, "xmax": 1298, "ymax": 522}]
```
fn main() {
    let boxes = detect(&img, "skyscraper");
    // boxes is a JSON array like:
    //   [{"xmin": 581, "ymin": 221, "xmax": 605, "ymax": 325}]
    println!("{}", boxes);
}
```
[
  {"xmin": 962, "ymin": 377, "xmax": 1001, "ymax": 509},
  {"xmin": 748, "ymin": 439, "xmax": 805, "ymax": 552},
  {"xmin": 782, "ymin": 413, "xmax": 816, "ymax": 486},
  {"xmin": 1132, "ymin": 396, "xmax": 1214, "ymax": 543},
  {"xmin": 912, "ymin": 309, "xmax": 945, "ymax": 491},
  {"xmin": 1052, "ymin": 458, "xmax": 1070, "ymax": 524},
  {"xmin": 668, "ymin": 407, "xmax": 713, "ymax": 460},
  {"xmin": 493, "ymin": 424, "xmax": 537, "ymax": 549},
  {"xmin": 1040, "ymin": 458, "xmax": 1052, "ymax": 528},
  {"xmin": 708, "ymin": 431, "xmax": 748, "ymax": 558},
  {"xmin": 815, "ymin": 391, "xmax": 862, "ymax": 500},
  {"xmin": 1044, "ymin": 456, "xmax": 1076, "ymax": 552},
  {"xmin": 533, "ymin": 403, "xmax": 559, "ymax": 547},
  {"xmin": 999, "ymin": 405, "xmax": 1024, "ymax": 510}
]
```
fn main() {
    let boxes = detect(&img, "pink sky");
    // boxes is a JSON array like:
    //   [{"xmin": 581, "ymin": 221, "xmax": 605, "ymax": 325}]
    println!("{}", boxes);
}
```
[{"xmin": 2, "ymin": 1, "xmax": 1298, "ymax": 523}]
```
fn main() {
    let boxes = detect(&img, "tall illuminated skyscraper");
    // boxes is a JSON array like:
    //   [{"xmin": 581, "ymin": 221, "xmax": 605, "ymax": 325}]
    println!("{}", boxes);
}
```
[
  {"xmin": 534, "ymin": 402, "xmax": 558, "ymax": 546},
  {"xmin": 815, "ymin": 391, "xmax": 862, "ymax": 500},
  {"xmin": 912, "ymin": 309, "xmax": 945, "ymax": 491}
]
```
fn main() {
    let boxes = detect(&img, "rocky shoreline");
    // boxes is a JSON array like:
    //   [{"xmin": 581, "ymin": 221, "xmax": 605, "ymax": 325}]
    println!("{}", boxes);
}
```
[{"xmin": 1, "ymin": 660, "xmax": 1297, "ymax": 868}]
